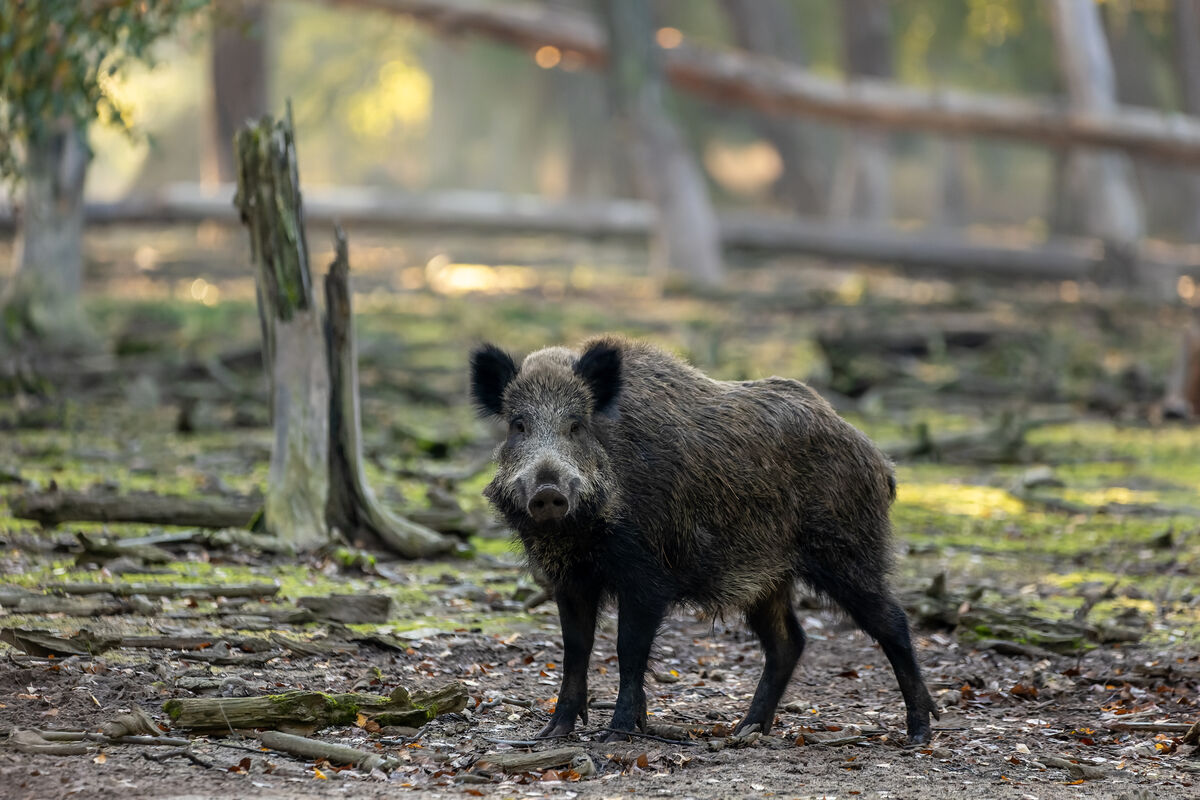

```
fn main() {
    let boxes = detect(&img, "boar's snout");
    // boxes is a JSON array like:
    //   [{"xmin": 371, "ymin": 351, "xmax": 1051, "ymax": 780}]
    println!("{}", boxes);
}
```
[{"xmin": 528, "ymin": 484, "xmax": 570, "ymax": 522}]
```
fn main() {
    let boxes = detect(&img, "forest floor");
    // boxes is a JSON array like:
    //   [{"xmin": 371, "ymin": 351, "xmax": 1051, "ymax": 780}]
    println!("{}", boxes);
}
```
[{"xmin": 1, "ymin": 231, "xmax": 1198, "ymax": 799}]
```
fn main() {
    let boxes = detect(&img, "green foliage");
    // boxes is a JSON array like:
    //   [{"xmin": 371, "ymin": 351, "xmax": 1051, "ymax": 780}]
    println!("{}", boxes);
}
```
[{"xmin": 0, "ymin": 0, "xmax": 207, "ymax": 182}]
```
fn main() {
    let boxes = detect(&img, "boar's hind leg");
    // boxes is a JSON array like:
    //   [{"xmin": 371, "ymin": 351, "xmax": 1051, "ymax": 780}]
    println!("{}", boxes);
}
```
[
  {"xmin": 811, "ymin": 570, "xmax": 936, "ymax": 744},
  {"xmin": 537, "ymin": 581, "xmax": 602, "ymax": 738},
  {"xmin": 601, "ymin": 593, "xmax": 669, "ymax": 742},
  {"xmin": 736, "ymin": 585, "xmax": 806, "ymax": 735}
]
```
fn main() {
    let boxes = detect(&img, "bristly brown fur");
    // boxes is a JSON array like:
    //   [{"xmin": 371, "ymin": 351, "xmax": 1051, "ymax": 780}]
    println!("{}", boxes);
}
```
[{"xmin": 471, "ymin": 335, "xmax": 936, "ymax": 744}]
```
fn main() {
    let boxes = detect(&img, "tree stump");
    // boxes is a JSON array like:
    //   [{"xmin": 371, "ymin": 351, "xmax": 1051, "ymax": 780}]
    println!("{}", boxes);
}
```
[{"xmin": 232, "ymin": 107, "xmax": 453, "ymax": 557}]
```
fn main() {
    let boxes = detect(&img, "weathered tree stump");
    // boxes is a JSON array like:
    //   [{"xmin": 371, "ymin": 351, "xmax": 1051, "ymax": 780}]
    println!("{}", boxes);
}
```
[
  {"xmin": 234, "ymin": 106, "xmax": 330, "ymax": 551},
  {"xmin": 233, "ymin": 108, "xmax": 454, "ymax": 558},
  {"xmin": 324, "ymin": 228, "xmax": 454, "ymax": 557}
]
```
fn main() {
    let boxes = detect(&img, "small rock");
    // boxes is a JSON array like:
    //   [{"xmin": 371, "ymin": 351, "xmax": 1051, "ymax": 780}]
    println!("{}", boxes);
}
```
[
  {"xmin": 652, "ymin": 670, "xmax": 680, "ymax": 684},
  {"xmin": 707, "ymin": 739, "xmax": 725, "ymax": 752},
  {"xmin": 569, "ymin": 753, "xmax": 597, "ymax": 777}
]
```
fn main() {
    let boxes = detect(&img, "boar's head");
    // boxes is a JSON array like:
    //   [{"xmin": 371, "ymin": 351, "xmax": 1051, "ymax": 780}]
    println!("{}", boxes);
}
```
[{"xmin": 471, "ymin": 340, "xmax": 621, "ymax": 530}]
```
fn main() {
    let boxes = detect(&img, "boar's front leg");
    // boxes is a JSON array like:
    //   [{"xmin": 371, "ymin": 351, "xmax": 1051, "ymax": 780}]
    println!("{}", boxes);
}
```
[
  {"xmin": 602, "ymin": 592, "xmax": 668, "ymax": 742},
  {"xmin": 536, "ymin": 580, "xmax": 601, "ymax": 738}
]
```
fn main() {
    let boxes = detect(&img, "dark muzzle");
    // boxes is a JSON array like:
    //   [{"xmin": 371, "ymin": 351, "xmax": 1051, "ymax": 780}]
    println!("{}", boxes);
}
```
[{"xmin": 527, "ymin": 484, "xmax": 570, "ymax": 522}]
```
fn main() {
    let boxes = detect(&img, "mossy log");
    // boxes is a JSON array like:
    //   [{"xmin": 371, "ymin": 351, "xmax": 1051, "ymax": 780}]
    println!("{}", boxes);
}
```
[
  {"xmin": 163, "ymin": 683, "xmax": 467, "ymax": 733},
  {"xmin": 7, "ymin": 488, "xmax": 258, "ymax": 529}
]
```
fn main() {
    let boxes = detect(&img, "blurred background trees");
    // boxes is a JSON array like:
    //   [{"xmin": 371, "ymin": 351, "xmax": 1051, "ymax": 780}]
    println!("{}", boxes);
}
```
[
  {"xmin": 2, "ymin": 0, "xmax": 1199, "ymax": 334},
  {"xmin": 0, "ymin": 0, "xmax": 208, "ymax": 343}
]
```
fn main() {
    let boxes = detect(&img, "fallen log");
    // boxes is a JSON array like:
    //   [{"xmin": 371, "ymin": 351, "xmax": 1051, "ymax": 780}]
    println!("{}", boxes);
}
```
[
  {"xmin": 476, "ymin": 746, "xmax": 586, "ymax": 773},
  {"xmin": 46, "ymin": 582, "xmax": 279, "ymax": 598},
  {"xmin": 296, "ymin": 593, "xmax": 393, "ymax": 624},
  {"xmin": 163, "ymin": 683, "xmax": 468, "ymax": 734},
  {"xmin": 331, "ymin": 0, "xmax": 1200, "ymax": 165},
  {"xmin": 4, "ymin": 183, "xmax": 1194, "ymax": 284},
  {"xmin": 258, "ymin": 730, "xmax": 396, "ymax": 772},
  {"xmin": 7, "ymin": 488, "xmax": 259, "ymax": 529}
]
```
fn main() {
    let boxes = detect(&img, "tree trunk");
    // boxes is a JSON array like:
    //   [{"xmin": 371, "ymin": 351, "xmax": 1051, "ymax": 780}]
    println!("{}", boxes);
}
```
[
  {"xmin": 932, "ymin": 139, "xmax": 969, "ymax": 228},
  {"xmin": 597, "ymin": 0, "xmax": 722, "ymax": 285},
  {"xmin": 4, "ymin": 119, "xmax": 89, "ymax": 337},
  {"xmin": 1049, "ymin": 0, "xmax": 1143, "ymax": 252},
  {"xmin": 204, "ymin": 0, "xmax": 269, "ymax": 186},
  {"xmin": 831, "ymin": 0, "xmax": 892, "ymax": 224},
  {"xmin": 1173, "ymin": 0, "xmax": 1200, "ymax": 240},
  {"xmin": 323, "ymin": 227, "xmax": 454, "ymax": 557},
  {"xmin": 719, "ymin": 0, "xmax": 825, "ymax": 215},
  {"xmin": 234, "ymin": 109, "xmax": 331, "ymax": 552}
]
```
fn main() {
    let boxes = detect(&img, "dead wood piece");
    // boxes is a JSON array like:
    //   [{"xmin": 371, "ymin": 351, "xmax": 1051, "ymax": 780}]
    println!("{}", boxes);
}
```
[
  {"xmin": 10, "ymin": 596, "xmax": 127, "ymax": 616},
  {"xmin": 5, "ymin": 729, "xmax": 95, "ymax": 756},
  {"xmin": 46, "ymin": 582, "xmax": 279, "ymax": 599},
  {"xmin": 268, "ymin": 633, "xmax": 352, "ymax": 658},
  {"xmin": 1107, "ymin": 720, "xmax": 1198, "ymax": 734},
  {"xmin": 258, "ymin": 729, "xmax": 395, "ymax": 771},
  {"xmin": 163, "ymin": 683, "xmax": 467, "ymax": 733},
  {"xmin": 323, "ymin": 226, "xmax": 455, "ymax": 558},
  {"xmin": 101, "ymin": 708, "xmax": 159, "ymax": 739},
  {"xmin": 1040, "ymin": 755, "xmax": 1109, "ymax": 780},
  {"xmin": 297, "ymin": 593, "xmax": 392, "ymax": 624},
  {"xmin": 1, "ymin": 627, "xmax": 119, "ymax": 657},
  {"xmin": 476, "ymin": 746, "xmax": 585, "ymax": 773},
  {"xmin": 76, "ymin": 532, "xmax": 174, "ymax": 564},
  {"xmin": 7, "ymin": 488, "xmax": 260, "ymax": 529},
  {"xmin": 974, "ymin": 638, "xmax": 1060, "ymax": 661}
]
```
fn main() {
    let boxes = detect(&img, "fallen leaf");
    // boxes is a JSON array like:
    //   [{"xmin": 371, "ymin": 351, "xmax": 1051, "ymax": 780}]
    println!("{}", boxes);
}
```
[
  {"xmin": 93, "ymin": 753, "xmax": 107, "ymax": 764},
  {"xmin": 313, "ymin": 768, "xmax": 327, "ymax": 780},
  {"xmin": 635, "ymin": 753, "xmax": 649, "ymax": 769}
]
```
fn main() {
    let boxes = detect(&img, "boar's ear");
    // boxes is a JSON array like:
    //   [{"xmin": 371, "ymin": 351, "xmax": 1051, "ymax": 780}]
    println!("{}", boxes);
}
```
[
  {"xmin": 575, "ymin": 342, "xmax": 622, "ymax": 415},
  {"xmin": 470, "ymin": 344, "xmax": 518, "ymax": 418}
]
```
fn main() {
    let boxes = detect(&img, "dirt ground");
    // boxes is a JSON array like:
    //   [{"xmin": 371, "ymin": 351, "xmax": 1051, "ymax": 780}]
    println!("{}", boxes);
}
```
[{"xmin": 0, "ymin": 551, "xmax": 1197, "ymax": 800}]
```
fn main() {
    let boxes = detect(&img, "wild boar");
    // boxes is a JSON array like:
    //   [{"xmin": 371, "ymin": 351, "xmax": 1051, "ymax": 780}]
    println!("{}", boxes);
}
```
[{"xmin": 471, "ymin": 336, "xmax": 936, "ymax": 743}]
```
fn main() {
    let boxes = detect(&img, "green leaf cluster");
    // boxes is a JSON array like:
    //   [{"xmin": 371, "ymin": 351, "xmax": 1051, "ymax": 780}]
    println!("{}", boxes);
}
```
[{"xmin": 0, "ymin": 0, "xmax": 208, "ymax": 182}]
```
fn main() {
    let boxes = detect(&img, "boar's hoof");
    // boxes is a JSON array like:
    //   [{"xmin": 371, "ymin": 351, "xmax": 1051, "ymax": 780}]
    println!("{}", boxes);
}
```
[
  {"xmin": 906, "ymin": 721, "xmax": 932, "ymax": 745},
  {"xmin": 598, "ymin": 728, "xmax": 633, "ymax": 743},
  {"xmin": 528, "ymin": 486, "xmax": 570, "ymax": 522},
  {"xmin": 536, "ymin": 718, "xmax": 577, "ymax": 739}
]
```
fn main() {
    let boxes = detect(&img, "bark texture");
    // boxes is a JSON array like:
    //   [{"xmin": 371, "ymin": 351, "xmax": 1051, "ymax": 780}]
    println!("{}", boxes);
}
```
[
  {"xmin": 234, "ymin": 109, "xmax": 331, "ymax": 552},
  {"xmin": 720, "ymin": 0, "xmax": 826, "ymax": 214},
  {"xmin": 1173, "ymin": 0, "xmax": 1200, "ymax": 239},
  {"xmin": 205, "ymin": 0, "xmax": 269, "ymax": 185},
  {"xmin": 830, "ymin": 0, "xmax": 892, "ymax": 223},
  {"xmin": 1050, "ymin": 0, "xmax": 1143, "ymax": 248},
  {"xmin": 323, "ymin": 228, "xmax": 454, "ymax": 557},
  {"xmin": 597, "ymin": 0, "xmax": 723, "ymax": 285},
  {"xmin": 5, "ymin": 119, "xmax": 89, "ymax": 335}
]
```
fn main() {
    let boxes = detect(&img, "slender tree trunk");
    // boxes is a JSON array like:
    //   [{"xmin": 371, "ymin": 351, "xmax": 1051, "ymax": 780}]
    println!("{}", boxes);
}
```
[
  {"xmin": 933, "ymin": 139, "xmax": 969, "ymax": 229},
  {"xmin": 234, "ymin": 110, "xmax": 331, "ymax": 552},
  {"xmin": 597, "ymin": 0, "xmax": 722, "ymax": 285},
  {"xmin": 719, "ymin": 0, "xmax": 825, "ymax": 215},
  {"xmin": 204, "ymin": 0, "xmax": 269, "ymax": 186},
  {"xmin": 1173, "ymin": 0, "xmax": 1200, "ymax": 241},
  {"xmin": 4, "ymin": 119, "xmax": 89, "ymax": 337},
  {"xmin": 831, "ymin": 0, "xmax": 892, "ymax": 223},
  {"xmin": 1049, "ymin": 0, "xmax": 1143, "ymax": 252}
]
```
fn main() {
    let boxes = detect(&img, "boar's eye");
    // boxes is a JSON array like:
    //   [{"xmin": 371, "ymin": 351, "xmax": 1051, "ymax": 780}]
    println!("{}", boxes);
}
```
[
  {"xmin": 510, "ymin": 418, "xmax": 526, "ymax": 435},
  {"xmin": 569, "ymin": 420, "xmax": 581, "ymax": 435}
]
